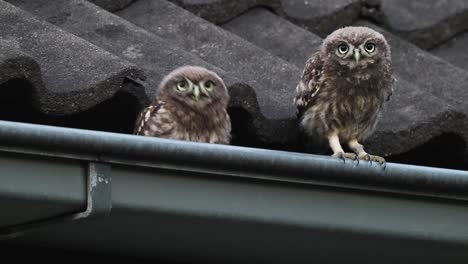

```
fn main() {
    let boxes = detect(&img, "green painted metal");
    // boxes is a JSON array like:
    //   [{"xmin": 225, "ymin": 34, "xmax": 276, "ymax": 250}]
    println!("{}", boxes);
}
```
[
  {"xmin": 0, "ymin": 120, "xmax": 467, "ymax": 263},
  {"xmin": 0, "ymin": 152, "xmax": 85, "ymax": 227},
  {"xmin": 0, "ymin": 162, "xmax": 111, "ymax": 239}
]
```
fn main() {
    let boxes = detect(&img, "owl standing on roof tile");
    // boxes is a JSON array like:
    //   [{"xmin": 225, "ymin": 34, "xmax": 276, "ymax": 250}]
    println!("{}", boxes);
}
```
[
  {"xmin": 134, "ymin": 66, "xmax": 231, "ymax": 144},
  {"xmin": 294, "ymin": 26, "xmax": 394, "ymax": 165}
]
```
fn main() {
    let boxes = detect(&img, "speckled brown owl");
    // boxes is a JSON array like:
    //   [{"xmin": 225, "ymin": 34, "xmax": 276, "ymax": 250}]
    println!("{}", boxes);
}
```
[
  {"xmin": 134, "ymin": 66, "xmax": 231, "ymax": 144},
  {"xmin": 294, "ymin": 26, "xmax": 394, "ymax": 165}
]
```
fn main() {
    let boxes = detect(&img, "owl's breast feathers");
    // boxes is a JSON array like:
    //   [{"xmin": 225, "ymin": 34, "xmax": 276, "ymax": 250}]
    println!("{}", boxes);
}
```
[
  {"xmin": 295, "ymin": 52, "xmax": 393, "ymax": 140},
  {"xmin": 295, "ymin": 52, "xmax": 393, "ymax": 115},
  {"xmin": 134, "ymin": 100, "xmax": 231, "ymax": 144}
]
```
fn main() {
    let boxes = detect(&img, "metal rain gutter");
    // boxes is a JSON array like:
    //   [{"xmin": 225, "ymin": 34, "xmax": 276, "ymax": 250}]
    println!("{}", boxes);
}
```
[{"xmin": 0, "ymin": 120, "xmax": 467, "ymax": 263}]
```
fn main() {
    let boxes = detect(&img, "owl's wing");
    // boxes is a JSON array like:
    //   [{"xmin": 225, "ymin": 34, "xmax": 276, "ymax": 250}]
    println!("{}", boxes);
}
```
[
  {"xmin": 294, "ymin": 52, "xmax": 324, "ymax": 116},
  {"xmin": 134, "ymin": 101, "xmax": 174, "ymax": 136}
]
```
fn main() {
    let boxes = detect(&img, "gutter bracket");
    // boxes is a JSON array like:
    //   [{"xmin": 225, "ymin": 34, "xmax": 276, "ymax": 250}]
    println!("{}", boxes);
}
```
[
  {"xmin": 74, "ymin": 162, "xmax": 112, "ymax": 219},
  {"xmin": 0, "ymin": 162, "xmax": 112, "ymax": 240}
]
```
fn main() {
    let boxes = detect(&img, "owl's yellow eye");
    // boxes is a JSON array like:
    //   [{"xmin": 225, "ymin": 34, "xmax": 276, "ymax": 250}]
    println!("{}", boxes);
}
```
[
  {"xmin": 176, "ymin": 80, "xmax": 188, "ymax": 91},
  {"xmin": 365, "ymin": 42, "xmax": 376, "ymax": 53},
  {"xmin": 202, "ymin": 80, "xmax": 215, "ymax": 91},
  {"xmin": 337, "ymin": 44, "xmax": 349, "ymax": 55}
]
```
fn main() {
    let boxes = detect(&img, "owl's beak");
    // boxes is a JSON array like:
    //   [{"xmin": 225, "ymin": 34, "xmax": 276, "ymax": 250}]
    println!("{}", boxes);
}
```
[
  {"xmin": 192, "ymin": 85, "xmax": 200, "ymax": 101},
  {"xmin": 200, "ymin": 86, "xmax": 210, "ymax": 97},
  {"xmin": 353, "ymin": 49, "xmax": 361, "ymax": 64}
]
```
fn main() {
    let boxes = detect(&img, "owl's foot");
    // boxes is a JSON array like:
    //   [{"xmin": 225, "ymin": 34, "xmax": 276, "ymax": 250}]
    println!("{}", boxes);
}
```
[
  {"xmin": 332, "ymin": 152, "xmax": 358, "ymax": 163},
  {"xmin": 358, "ymin": 153, "xmax": 386, "ymax": 168}
]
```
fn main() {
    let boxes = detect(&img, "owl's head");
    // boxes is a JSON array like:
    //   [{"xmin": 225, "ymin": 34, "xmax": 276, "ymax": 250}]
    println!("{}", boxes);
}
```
[
  {"xmin": 158, "ymin": 66, "xmax": 229, "ymax": 110},
  {"xmin": 322, "ymin": 26, "xmax": 391, "ymax": 69}
]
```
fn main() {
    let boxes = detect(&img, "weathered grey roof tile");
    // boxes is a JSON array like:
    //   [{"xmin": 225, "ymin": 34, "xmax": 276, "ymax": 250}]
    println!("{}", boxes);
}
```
[
  {"xmin": 167, "ymin": 0, "xmax": 362, "ymax": 36},
  {"xmin": 222, "ymin": 8, "xmax": 322, "ymax": 67},
  {"xmin": 0, "ymin": 0, "xmax": 144, "ymax": 115},
  {"xmin": 0, "ymin": 44, "xmax": 42, "ymax": 86},
  {"xmin": 431, "ymin": 32, "xmax": 468, "ymax": 71},
  {"xmin": 167, "ymin": 0, "xmax": 258, "ymax": 24},
  {"xmin": 363, "ymin": 0, "xmax": 468, "ymax": 49},
  {"xmin": 270, "ymin": 0, "xmax": 362, "ymax": 36},
  {"xmin": 87, "ymin": 0, "xmax": 136, "ymax": 12},
  {"xmin": 368, "ymin": 79, "xmax": 464, "ymax": 156}
]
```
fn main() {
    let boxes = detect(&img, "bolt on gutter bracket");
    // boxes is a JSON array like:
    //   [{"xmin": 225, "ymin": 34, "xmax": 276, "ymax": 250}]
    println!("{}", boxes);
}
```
[{"xmin": 0, "ymin": 162, "xmax": 112, "ymax": 240}]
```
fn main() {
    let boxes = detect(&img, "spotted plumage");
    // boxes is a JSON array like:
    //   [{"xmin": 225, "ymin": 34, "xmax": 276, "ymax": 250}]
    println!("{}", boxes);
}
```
[
  {"xmin": 294, "ymin": 26, "xmax": 394, "ymax": 164},
  {"xmin": 134, "ymin": 66, "xmax": 231, "ymax": 144}
]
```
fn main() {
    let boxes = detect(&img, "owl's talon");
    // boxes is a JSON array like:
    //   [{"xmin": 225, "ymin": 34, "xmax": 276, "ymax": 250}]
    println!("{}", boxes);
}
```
[
  {"xmin": 333, "ymin": 152, "xmax": 346, "ymax": 164},
  {"xmin": 377, "ymin": 158, "xmax": 386, "ymax": 170},
  {"xmin": 332, "ymin": 152, "xmax": 357, "ymax": 163},
  {"xmin": 358, "ymin": 153, "xmax": 371, "ymax": 161},
  {"xmin": 370, "ymin": 155, "xmax": 386, "ymax": 167},
  {"xmin": 353, "ymin": 154, "xmax": 360, "ymax": 165},
  {"xmin": 358, "ymin": 153, "xmax": 385, "ymax": 168}
]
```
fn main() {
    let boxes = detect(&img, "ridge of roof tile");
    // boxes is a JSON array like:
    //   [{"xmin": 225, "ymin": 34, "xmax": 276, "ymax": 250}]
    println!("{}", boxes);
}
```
[
  {"xmin": 0, "ymin": 44, "xmax": 43, "ymax": 86},
  {"xmin": 168, "ymin": 0, "xmax": 258, "ymax": 24},
  {"xmin": 167, "ymin": 0, "xmax": 362, "ymax": 36},
  {"xmin": 88, "ymin": 0, "xmax": 137, "ymax": 12},
  {"xmin": 0, "ymin": 0, "xmax": 145, "ymax": 115},
  {"xmin": 431, "ymin": 32, "xmax": 468, "ymax": 72},
  {"xmin": 363, "ymin": 0, "xmax": 468, "ymax": 49}
]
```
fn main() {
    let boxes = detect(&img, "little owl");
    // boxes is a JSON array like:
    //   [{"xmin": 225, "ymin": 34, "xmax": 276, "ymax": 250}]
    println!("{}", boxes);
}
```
[
  {"xmin": 134, "ymin": 66, "xmax": 231, "ymax": 144},
  {"xmin": 294, "ymin": 26, "xmax": 394, "ymax": 165}
]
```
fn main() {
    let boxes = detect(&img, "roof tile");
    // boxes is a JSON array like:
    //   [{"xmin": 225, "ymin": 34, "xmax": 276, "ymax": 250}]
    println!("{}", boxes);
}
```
[
  {"xmin": 0, "ymin": 0, "xmax": 144, "ymax": 115},
  {"xmin": 167, "ymin": 0, "xmax": 361, "ymax": 36},
  {"xmin": 363, "ymin": 0, "xmax": 468, "ymax": 49},
  {"xmin": 88, "ymin": 0, "xmax": 136, "ymax": 12},
  {"xmin": 168, "ymin": 0, "xmax": 258, "ymax": 24},
  {"xmin": 431, "ymin": 32, "xmax": 468, "ymax": 71},
  {"xmin": 0, "ymin": 44, "xmax": 42, "ymax": 86}
]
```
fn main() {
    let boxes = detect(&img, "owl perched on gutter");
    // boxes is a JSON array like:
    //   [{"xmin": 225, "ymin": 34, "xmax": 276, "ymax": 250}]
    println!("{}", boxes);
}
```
[
  {"xmin": 134, "ymin": 66, "xmax": 231, "ymax": 144},
  {"xmin": 294, "ymin": 26, "xmax": 394, "ymax": 165}
]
